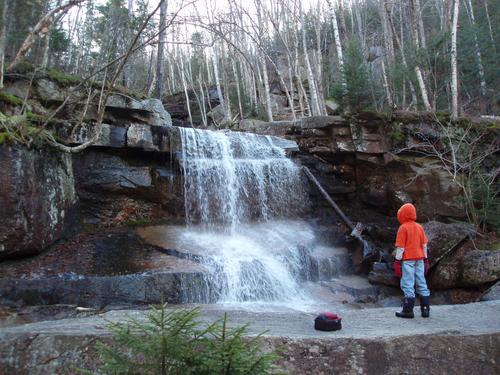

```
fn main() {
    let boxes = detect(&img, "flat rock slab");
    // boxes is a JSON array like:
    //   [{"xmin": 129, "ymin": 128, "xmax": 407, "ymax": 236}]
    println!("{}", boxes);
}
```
[
  {"xmin": 0, "ymin": 301, "xmax": 499, "ymax": 374},
  {"xmin": 0, "ymin": 231, "xmax": 207, "ymax": 308}
]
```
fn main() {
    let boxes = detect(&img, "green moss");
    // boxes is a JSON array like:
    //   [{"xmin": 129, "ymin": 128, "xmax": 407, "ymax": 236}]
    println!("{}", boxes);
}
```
[
  {"xmin": 47, "ymin": 69, "xmax": 81, "ymax": 86},
  {"xmin": 0, "ymin": 92, "xmax": 23, "ymax": 106},
  {"xmin": 0, "ymin": 132, "xmax": 11, "ymax": 145},
  {"xmin": 125, "ymin": 218, "xmax": 153, "ymax": 227},
  {"xmin": 389, "ymin": 126, "xmax": 406, "ymax": 142},
  {"xmin": 435, "ymin": 111, "xmax": 450, "ymax": 123}
]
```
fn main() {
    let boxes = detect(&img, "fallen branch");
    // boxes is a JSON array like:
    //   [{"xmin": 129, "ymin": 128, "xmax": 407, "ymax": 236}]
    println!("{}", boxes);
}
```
[{"xmin": 302, "ymin": 166, "xmax": 355, "ymax": 231}]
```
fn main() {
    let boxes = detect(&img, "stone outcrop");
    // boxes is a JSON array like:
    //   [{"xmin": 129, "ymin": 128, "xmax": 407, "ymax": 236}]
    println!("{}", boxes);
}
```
[
  {"xmin": 423, "ymin": 221, "xmax": 476, "ymax": 266},
  {"xmin": 431, "ymin": 249, "xmax": 500, "ymax": 289},
  {"xmin": 0, "ymin": 146, "xmax": 77, "ymax": 259},
  {"xmin": 72, "ymin": 149, "xmax": 184, "ymax": 225},
  {"xmin": 0, "ymin": 301, "xmax": 498, "ymax": 374},
  {"xmin": 238, "ymin": 112, "xmax": 468, "ymax": 221}
]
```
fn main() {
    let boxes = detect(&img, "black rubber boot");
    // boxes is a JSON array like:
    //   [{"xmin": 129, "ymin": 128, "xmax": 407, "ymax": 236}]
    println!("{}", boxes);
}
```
[
  {"xmin": 420, "ymin": 296, "xmax": 430, "ymax": 318},
  {"xmin": 395, "ymin": 297, "xmax": 415, "ymax": 318}
]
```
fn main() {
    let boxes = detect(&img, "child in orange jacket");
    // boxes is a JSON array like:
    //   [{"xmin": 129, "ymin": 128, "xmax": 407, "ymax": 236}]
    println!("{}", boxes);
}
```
[{"xmin": 393, "ymin": 203, "xmax": 430, "ymax": 318}]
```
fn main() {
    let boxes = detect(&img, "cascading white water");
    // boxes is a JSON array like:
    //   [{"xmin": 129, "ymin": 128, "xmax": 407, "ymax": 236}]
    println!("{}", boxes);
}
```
[{"xmin": 178, "ymin": 127, "xmax": 312, "ymax": 303}]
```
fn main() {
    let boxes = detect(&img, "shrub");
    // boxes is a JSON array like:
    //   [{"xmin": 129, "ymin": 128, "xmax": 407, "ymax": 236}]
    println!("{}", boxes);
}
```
[{"xmin": 84, "ymin": 304, "xmax": 279, "ymax": 375}]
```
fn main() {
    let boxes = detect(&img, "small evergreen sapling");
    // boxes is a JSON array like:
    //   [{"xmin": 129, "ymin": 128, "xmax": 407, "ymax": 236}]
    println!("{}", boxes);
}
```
[{"xmin": 84, "ymin": 303, "xmax": 279, "ymax": 375}]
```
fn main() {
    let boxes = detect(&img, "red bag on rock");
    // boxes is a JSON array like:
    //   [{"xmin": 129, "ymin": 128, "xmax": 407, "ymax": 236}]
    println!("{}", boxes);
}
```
[{"xmin": 314, "ymin": 312, "xmax": 342, "ymax": 331}]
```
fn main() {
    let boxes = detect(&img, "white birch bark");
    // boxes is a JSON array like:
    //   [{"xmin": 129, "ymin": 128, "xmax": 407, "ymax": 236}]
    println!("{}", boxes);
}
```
[
  {"xmin": 415, "ymin": 66, "xmax": 432, "ymax": 111},
  {"xmin": 301, "ymin": 7, "xmax": 320, "ymax": 116},
  {"xmin": 179, "ymin": 56, "xmax": 193, "ymax": 127},
  {"xmin": 381, "ymin": 59, "xmax": 393, "ymax": 108},
  {"xmin": 330, "ymin": 2, "xmax": 346, "ymax": 101},
  {"xmin": 212, "ymin": 50, "xmax": 228, "ymax": 122},
  {"xmin": 451, "ymin": 0, "xmax": 460, "ymax": 120},
  {"xmin": 464, "ymin": 0, "xmax": 487, "ymax": 99},
  {"xmin": 0, "ymin": 0, "xmax": 8, "ymax": 88},
  {"xmin": 232, "ymin": 59, "xmax": 243, "ymax": 120},
  {"xmin": 483, "ymin": 0, "xmax": 496, "ymax": 52}
]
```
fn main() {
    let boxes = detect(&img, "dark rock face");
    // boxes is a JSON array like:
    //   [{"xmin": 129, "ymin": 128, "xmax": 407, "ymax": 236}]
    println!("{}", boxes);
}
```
[
  {"xmin": 0, "ymin": 146, "xmax": 77, "ymax": 259},
  {"xmin": 239, "ymin": 113, "xmax": 468, "ymax": 221},
  {"xmin": 0, "ymin": 231, "xmax": 208, "ymax": 308},
  {"xmin": 72, "ymin": 149, "xmax": 184, "ymax": 225}
]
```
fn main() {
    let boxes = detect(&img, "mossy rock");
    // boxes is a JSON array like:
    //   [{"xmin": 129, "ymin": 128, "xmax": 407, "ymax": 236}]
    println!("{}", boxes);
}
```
[
  {"xmin": 46, "ymin": 69, "xmax": 81, "ymax": 86},
  {"xmin": 0, "ymin": 92, "xmax": 23, "ymax": 106}
]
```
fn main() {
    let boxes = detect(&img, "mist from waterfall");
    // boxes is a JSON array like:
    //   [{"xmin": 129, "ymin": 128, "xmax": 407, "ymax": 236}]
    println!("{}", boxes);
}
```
[{"xmin": 178, "ymin": 127, "xmax": 313, "ymax": 305}]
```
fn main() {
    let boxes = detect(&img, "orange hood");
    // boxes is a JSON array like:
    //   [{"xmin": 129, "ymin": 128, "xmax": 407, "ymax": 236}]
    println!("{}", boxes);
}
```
[{"xmin": 397, "ymin": 203, "xmax": 417, "ymax": 224}]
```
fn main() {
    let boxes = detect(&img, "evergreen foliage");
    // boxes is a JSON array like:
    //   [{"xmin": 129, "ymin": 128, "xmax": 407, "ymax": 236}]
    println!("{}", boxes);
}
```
[
  {"xmin": 331, "ymin": 39, "xmax": 371, "ymax": 111},
  {"xmin": 84, "ymin": 304, "xmax": 279, "ymax": 375}
]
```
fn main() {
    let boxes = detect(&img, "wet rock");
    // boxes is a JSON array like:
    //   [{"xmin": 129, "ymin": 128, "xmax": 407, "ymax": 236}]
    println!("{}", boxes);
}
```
[
  {"xmin": 368, "ymin": 262, "xmax": 399, "ymax": 287},
  {"xmin": 0, "ymin": 146, "xmax": 77, "ymax": 259},
  {"xmin": 0, "ymin": 231, "xmax": 208, "ymax": 308}
]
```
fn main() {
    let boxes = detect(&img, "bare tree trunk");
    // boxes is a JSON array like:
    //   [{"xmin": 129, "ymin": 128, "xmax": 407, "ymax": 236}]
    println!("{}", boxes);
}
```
[
  {"xmin": 329, "ymin": 1, "xmax": 346, "ymax": 103},
  {"xmin": 381, "ymin": 59, "xmax": 393, "ymax": 108},
  {"xmin": 451, "ymin": 0, "xmax": 460, "ymax": 120},
  {"xmin": 379, "ymin": 0, "xmax": 394, "ymax": 63},
  {"xmin": 464, "ymin": 0, "xmax": 487, "ymax": 109},
  {"xmin": 483, "ymin": 0, "xmax": 496, "ymax": 52},
  {"xmin": 179, "ymin": 56, "xmax": 193, "ymax": 127},
  {"xmin": 212, "ymin": 53, "xmax": 226, "ymax": 119},
  {"xmin": 0, "ymin": 0, "xmax": 10, "ymax": 88},
  {"xmin": 415, "ymin": 66, "xmax": 432, "ymax": 111},
  {"xmin": 232, "ymin": 59, "xmax": 243, "ymax": 120},
  {"xmin": 413, "ymin": 0, "xmax": 427, "ymax": 49},
  {"xmin": 387, "ymin": 3, "xmax": 418, "ymax": 108},
  {"xmin": 155, "ymin": 0, "xmax": 167, "ymax": 99}
]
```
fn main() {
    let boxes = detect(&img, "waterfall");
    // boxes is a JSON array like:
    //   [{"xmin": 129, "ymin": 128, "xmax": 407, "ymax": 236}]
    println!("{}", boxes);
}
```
[
  {"xmin": 178, "ymin": 127, "xmax": 312, "ymax": 304},
  {"xmin": 179, "ymin": 128, "xmax": 307, "ymax": 230}
]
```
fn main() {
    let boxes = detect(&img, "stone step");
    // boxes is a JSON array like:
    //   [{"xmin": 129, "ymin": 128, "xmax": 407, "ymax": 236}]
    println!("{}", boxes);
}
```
[{"xmin": 0, "ymin": 301, "xmax": 498, "ymax": 374}]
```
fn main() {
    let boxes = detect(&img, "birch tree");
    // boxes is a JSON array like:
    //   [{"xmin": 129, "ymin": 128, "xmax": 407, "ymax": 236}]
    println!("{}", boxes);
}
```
[
  {"xmin": 155, "ymin": 0, "xmax": 167, "ymax": 99},
  {"xmin": 450, "ymin": 0, "xmax": 459, "ymax": 120}
]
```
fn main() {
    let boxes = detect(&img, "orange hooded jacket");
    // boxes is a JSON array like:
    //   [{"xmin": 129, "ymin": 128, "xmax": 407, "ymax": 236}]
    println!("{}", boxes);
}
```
[{"xmin": 395, "ymin": 203, "xmax": 428, "ymax": 260}]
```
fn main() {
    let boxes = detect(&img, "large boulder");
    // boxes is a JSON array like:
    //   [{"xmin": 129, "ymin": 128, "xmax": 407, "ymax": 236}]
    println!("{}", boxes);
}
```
[
  {"xmin": 431, "ymin": 250, "xmax": 500, "ymax": 289},
  {"xmin": 423, "ymin": 221, "xmax": 475, "ymax": 265},
  {"xmin": 0, "ymin": 146, "xmax": 77, "ymax": 259},
  {"xmin": 462, "ymin": 250, "xmax": 500, "ymax": 286},
  {"xmin": 130, "ymin": 98, "xmax": 172, "ymax": 127}
]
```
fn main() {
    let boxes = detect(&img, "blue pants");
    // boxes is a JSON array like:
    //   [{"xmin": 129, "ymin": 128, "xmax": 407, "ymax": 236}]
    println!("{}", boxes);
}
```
[{"xmin": 401, "ymin": 260, "xmax": 430, "ymax": 298}]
